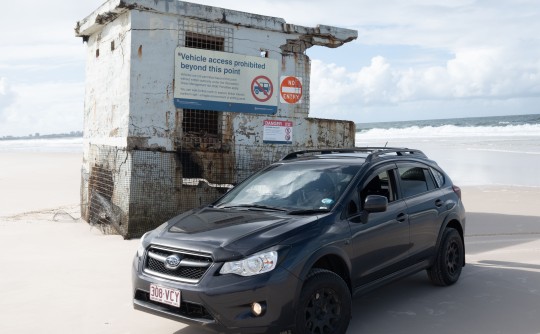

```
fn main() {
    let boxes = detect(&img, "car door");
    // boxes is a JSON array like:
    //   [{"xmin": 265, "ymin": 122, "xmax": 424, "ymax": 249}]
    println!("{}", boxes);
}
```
[
  {"xmin": 346, "ymin": 164, "xmax": 411, "ymax": 286},
  {"xmin": 397, "ymin": 163, "xmax": 445, "ymax": 261}
]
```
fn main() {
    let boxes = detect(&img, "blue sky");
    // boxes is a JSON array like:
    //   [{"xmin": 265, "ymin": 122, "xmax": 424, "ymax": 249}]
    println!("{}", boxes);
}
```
[{"xmin": 1, "ymin": 0, "xmax": 539, "ymax": 136}]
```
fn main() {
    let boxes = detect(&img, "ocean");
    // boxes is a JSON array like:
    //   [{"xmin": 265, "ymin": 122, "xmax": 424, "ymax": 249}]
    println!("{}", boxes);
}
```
[
  {"xmin": 1, "ymin": 114, "xmax": 538, "ymax": 187},
  {"xmin": 356, "ymin": 114, "xmax": 540, "ymax": 187},
  {"xmin": 0, "ymin": 137, "xmax": 83, "ymax": 153}
]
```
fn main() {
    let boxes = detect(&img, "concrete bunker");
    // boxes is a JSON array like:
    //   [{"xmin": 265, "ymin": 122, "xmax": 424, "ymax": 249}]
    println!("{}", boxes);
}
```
[{"xmin": 76, "ymin": 0, "xmax": 358, "ymax": 238}]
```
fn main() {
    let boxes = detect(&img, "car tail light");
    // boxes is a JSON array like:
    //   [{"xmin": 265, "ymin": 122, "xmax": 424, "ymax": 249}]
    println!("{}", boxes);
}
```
[{"xmin": 452, "ymin": 185, "xmax": 462, "ymax": 200}]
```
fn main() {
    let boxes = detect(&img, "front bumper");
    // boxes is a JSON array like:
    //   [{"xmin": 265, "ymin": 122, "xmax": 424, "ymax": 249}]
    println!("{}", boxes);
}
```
[{"xmin": 132, "ymin": 253, "xmax": 299, "ymax": 334}]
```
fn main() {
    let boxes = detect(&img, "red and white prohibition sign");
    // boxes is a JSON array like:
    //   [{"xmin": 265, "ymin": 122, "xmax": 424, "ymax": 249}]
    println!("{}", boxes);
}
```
[
  {"xmin": 251, "ymin": 76, "xmax": 274, "ymax": 102},
  {"xmin": 280, "ymin": 76, "xmax": 303, "ymax": 104}
]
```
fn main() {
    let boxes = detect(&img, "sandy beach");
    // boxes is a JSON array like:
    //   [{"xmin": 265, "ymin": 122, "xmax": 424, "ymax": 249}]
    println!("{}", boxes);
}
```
[
  {"xmin": 0, "ymin": 152, "xmax": 82, "ymax": 217},
  {"xmin": 1, "ymin": 150, "xmax": 540, "ymax": 333}
]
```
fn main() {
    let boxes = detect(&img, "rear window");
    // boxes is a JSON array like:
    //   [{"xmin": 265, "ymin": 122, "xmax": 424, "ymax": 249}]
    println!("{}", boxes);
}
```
[
  {"xmin": 430, "ymin": 167, "xmax": 445, "ymax": 187},
  {"xmin": 398, "ymin": 167, "xmax": 429, "ymax": 198}
]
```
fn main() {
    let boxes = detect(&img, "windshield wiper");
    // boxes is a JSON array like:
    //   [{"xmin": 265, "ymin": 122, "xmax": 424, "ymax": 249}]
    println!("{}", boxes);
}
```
[
  {"xmin": 219, "ymin": 204, "xmax": 289, "ymax": 212},
  {"xmin": 288, "ymin": 208, "xmax": 331, "ymax": 215}
]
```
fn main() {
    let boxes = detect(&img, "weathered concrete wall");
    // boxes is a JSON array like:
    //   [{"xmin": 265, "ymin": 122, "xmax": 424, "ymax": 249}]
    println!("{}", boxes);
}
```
[
  {"xmin": 77, "ymin": 0, "xmax": 357, "ymax": 238},
  {"xmin": 80, "ymin": 12, "xmax": 133, "ymax": 229},
  {"xmin": 82, "ymin": 12, "xmax": 131, "ymax": 143},
  {"xmin": 128, "ymin": 10, "xmax": 178, "ymax": 151}
]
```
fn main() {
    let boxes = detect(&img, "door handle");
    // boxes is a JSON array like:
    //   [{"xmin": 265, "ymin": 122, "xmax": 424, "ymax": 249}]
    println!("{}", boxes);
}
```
[
  {"xmin": 435, "ymin": 199, "xmax": 443, "ymax": 207},
  {"xmin": 396, "ymin": 213, "xmax": 408, "ymax": 222}
]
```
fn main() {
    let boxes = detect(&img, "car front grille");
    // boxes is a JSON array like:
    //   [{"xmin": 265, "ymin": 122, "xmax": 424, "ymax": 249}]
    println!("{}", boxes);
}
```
[{"xmin": 143, "ymin": 246, "xmax": 212, "ymax": 284}]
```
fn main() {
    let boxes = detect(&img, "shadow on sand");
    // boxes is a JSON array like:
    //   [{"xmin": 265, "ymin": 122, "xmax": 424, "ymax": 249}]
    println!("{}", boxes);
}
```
[{"xmin": 173, "ymin": 212, "xmax": 540, "ymax": 334}]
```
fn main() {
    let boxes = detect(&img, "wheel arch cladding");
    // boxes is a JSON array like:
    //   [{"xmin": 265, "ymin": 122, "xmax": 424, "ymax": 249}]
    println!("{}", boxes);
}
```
[
  {"xmin": 311, "ymin": 254, "xmax": 352, "ymax": 292},
  {"xmin": 440, "ymin": 219, "xmax": 466, "ymax": 266}
]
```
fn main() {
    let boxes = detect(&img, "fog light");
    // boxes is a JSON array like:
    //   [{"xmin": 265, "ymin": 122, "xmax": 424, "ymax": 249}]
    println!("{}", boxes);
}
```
[{"xmin": 251, "ymin": 302, "xmax": 263, "ymax": 316}]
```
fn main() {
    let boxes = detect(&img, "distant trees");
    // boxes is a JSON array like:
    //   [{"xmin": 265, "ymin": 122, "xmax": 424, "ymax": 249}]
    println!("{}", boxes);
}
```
[{"xmin": 0, "ymin": 131, "xmax": 83, "ymax": 141}]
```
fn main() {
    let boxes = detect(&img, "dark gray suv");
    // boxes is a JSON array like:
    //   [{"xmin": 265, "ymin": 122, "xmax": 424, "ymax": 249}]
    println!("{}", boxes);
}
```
[{"xmin": 132, "ymin": 148, "xmax": 466, "ymax": 334}]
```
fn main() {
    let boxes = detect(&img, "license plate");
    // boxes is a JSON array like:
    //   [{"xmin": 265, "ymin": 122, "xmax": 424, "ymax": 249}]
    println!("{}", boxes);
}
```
[{"xmin": 149, "ymin": 284, "xmax": 181, "ymax": 308}]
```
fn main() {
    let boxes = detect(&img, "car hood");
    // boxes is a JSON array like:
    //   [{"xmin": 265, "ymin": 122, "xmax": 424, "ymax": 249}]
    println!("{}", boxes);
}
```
[{"xmin": 149, "ymin": 206, "xmax": 322, "ymax": 261}]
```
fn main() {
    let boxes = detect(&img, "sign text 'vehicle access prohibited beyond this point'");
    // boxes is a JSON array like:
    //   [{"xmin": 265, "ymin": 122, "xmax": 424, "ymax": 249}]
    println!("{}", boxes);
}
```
[{"xmin": 174, "ymin": 47, "xmax": 278, "ymax": 114}]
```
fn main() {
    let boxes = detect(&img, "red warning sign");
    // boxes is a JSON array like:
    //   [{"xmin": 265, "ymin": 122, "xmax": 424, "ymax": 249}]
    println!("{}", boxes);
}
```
[{"xmin": 280, "ymin": 76, "xmax": 303, "ymax": 104}]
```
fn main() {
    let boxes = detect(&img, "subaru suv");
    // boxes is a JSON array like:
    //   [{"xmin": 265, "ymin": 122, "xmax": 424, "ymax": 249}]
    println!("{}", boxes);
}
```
[{"xmin": 132, "ymin": 148, "xmax": 466, "ymax": 334}]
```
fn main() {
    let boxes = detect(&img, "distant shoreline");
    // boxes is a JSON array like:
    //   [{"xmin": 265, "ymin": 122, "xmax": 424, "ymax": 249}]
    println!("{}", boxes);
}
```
[{"xmin": 0, "ymin": 131, "xmax": 83, "ymax": 141}]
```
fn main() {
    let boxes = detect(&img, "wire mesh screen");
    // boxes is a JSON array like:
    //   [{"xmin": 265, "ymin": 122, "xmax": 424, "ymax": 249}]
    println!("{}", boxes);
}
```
[
  {"xmin": 127, "ymin": 150, "xmax": 180, "ymax": 237},
  {"xmin": 82, "ymin": 143, "xmax": 294, "ymax": 238},
  {"xmin": 178, "ymin": 20, "xmax": 233, "ymax": 52},
  {"xmin": 83, "ymin": 145, "xmax": 131, "ymax": 235},
  {"xmin": 295, "ymin": 54, "xmax": 311, "ymax": 115},
  {"xmin": 177, "ymin": 20, "xmax": 229, "ymax": 147},
  {"xmin": 178, "ymin": 20, "xmax": 233, "ymax": 147},
  {"xmin": 185, "ymin": 32, "xmax": 225, "ymax": 51},
  {"xmin": 233, "ymin": 145, "xmax": 292, "ymax": 182},
  {"xmin": 182, "ymin": 109, "xmax": 220, "ymax": 136},
  {"xmin": 88, "ymin": 165, "xmax": 114, "ymax": 227}
]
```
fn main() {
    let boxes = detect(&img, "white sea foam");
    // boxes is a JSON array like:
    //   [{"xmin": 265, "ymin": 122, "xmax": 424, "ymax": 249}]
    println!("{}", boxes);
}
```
[
  {"xmin": 466, "ymin": 147, "xmax": 540, "ymax": 155},
  {"xmin": 356, "ymin": 124, "xmax": 540, "ymax": 139},
  {"xmin": 355, "ymin": 123, "xmax": 540, "ymax": 187}
]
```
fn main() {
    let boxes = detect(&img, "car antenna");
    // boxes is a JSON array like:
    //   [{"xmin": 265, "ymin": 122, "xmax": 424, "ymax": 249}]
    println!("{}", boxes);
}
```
[{"xmin": 384, "ymin": 141, "xmax": 388, "ymax": 147}]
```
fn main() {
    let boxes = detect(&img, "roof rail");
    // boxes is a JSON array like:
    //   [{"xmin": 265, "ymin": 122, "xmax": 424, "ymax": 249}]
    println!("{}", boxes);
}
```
[
  {"xmin": 364, "ymin": 148, "xmax": 427, "ymax": 163},
  {"xmin": 281, "ymin": 148, "xmax": 368, "ymax": 160},
  {"xmin": 280, "ymin": 147, "xmax": 427, "ymax": 161}
]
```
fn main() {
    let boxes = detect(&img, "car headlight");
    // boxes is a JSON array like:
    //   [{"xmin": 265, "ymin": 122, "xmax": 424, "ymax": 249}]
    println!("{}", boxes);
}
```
[{"xmin": 219, "ymin": 251, "xmax": 278, "ymax": 276}]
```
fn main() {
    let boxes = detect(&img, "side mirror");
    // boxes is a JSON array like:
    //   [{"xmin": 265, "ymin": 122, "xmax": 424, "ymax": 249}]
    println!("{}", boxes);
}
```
[
  {"xmin": 347, "ymin": 200, "xmax": 358, "ymax": 216},
  {"xmin": 364, "ymin": 195, "xmax": 388, "ymax": 213}
]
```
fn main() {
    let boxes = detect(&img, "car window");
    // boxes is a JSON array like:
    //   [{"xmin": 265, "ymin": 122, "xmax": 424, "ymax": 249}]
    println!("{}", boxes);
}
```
[
  {"xmin": 398, "ymin": 166, "xmax": 430, "ymax": 198},
  {"xmin": 359, "ymin": 169, "xmax": 396, "ymax": 209},
  {"xmin": 215, "ymin": 163, "xmax": 361, "ymax": 211},
  {"xmin": 430, "ymin": 167, "xmax": 445, "ymax": 187},
  {"xmin": 424, "ymin": 169, "xmax": 437, "ymax": 190}
]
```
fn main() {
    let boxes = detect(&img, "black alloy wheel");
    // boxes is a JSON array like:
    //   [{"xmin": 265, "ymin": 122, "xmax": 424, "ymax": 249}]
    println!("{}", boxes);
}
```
[
  {"xmin": 296, "ymin": 269, "xmax": 351, "ymax": 334},
  {"xmin": 428, "ymin": 228, "xmax": 464, "ymax": 286}
]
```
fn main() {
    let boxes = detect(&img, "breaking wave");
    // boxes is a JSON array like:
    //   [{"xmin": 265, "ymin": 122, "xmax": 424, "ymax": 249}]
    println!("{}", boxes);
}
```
[{"xmin": 356, "ymin": 124, "xmax": 540, "ymax": 139}]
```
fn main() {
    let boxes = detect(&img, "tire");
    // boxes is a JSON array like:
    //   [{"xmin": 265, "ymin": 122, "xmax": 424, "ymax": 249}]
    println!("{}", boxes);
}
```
[
  {"xmin": 428, "ymin": 228, "xmax": 464, "ymax": 286},
  {"xmin": 295, "ymin": 269, "xmax": 351, "ymax": 334}
]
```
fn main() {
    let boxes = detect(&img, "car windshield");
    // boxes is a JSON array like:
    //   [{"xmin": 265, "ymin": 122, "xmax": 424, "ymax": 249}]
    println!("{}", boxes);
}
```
[{"xmin": 215, "ymin": 162, "xmax": 360, "ymax": 212}]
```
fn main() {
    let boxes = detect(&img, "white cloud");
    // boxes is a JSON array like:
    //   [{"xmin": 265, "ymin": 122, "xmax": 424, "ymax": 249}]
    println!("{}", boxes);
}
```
[
  {"xmin": 0, "ymin": 0, "xmax": 100, "ymax": 136},
  {"xmin": 310, "ymin": 44, "xmax": 540, "ymax": 108},
  {"xmin": 0, "ymin": 81, "xmax": 84, "ymax": 136},
  {"xmin": 0, "ymin": 78, "xmax": 16, "ymax": 120},
  {"xmin": 0, "ymin": 43, "xmax": 86, "ymax": 65}
]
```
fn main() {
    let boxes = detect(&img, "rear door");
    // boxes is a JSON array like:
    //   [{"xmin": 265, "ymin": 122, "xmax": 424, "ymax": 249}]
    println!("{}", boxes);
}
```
[
  {"xmin": 347, "ymin": 164, "xmax": 410, "ymax": 286},
  {"xmin": 396, "ymin": 163, "xmax": 445, "ymax": 261}
]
